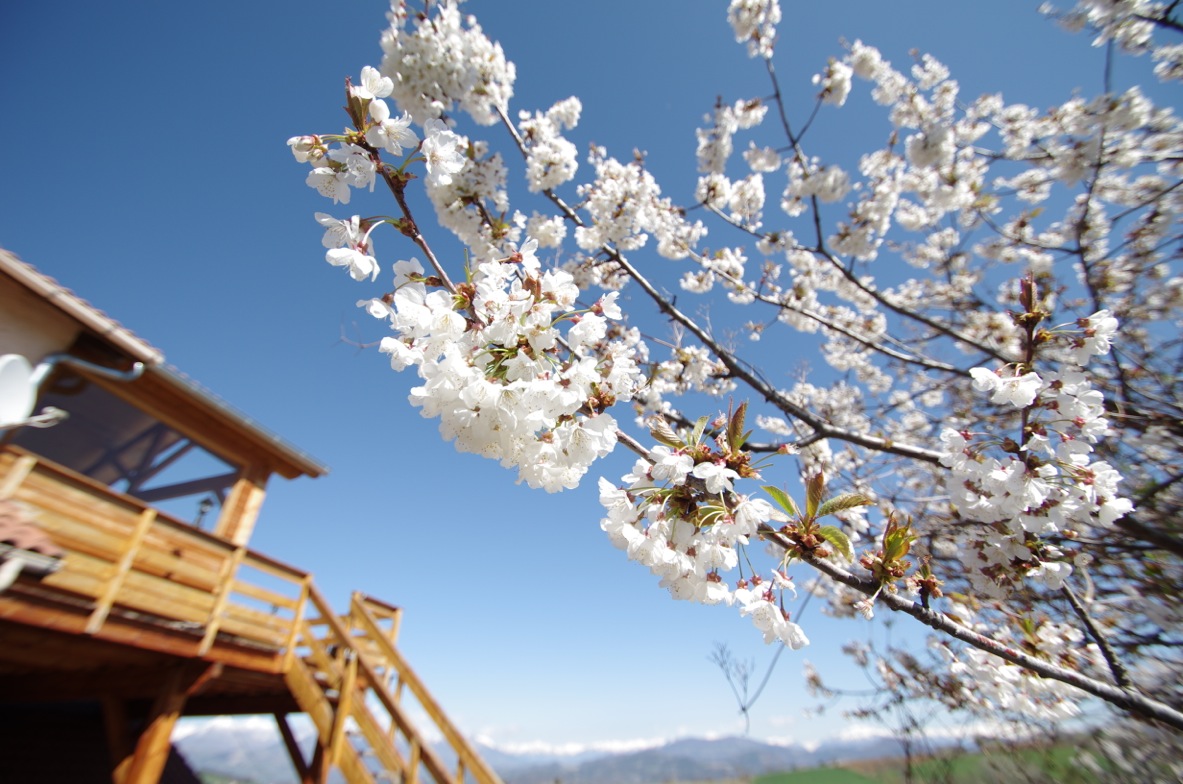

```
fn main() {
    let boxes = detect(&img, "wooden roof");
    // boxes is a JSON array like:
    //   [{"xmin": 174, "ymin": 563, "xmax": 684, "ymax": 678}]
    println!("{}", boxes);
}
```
[{"xmin": 0, "ymin": 248, "xmax": 327, "ymax": 480}]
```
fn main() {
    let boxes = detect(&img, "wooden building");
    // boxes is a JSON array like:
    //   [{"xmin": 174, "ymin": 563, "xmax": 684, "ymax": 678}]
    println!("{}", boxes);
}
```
[{"xmin": 0, "ymin": 248, "xmax": 502, "ymax": 784}]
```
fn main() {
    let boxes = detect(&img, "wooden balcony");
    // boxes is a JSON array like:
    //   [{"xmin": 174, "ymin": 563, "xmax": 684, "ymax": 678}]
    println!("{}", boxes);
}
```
[{"xmin": 0, "ymin": 444, "xmax": 503, "ymax": 784}]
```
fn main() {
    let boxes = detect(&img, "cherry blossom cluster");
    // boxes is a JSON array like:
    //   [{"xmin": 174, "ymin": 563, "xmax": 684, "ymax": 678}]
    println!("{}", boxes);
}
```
[
  {"xmin": 287, "ymin": 66, "xmax": 468, "ymax": 210},
  {"xmin": 937, "ymin": 612, "xmax": 1103, "ymax": 722},
  {"xmin": 360, "ymin": 242, "xmax": 644, "ymax": 492},
  {"xmin": 598, "ymin": 413, "xmax": 809, "ymax": 649},
  {"xmin": 1042, "ymin": 0, "xmax": 1183, "ymax": 82},
  {"xmin": 518, "ymin": 98, "xmax": 582, "ymax": 193},
  {"xmin": 939, "ymin": 311, "xmax": 1132, "ymax": 599},
  {"xmin": 378, "ymin": 0, "xmax": 515, "ymax": 125},
  {"xmin": 728, "ymin": 0, "xmax": 782, "ymax": 59},
  {"xmin": 574, "ymin": 146, "xmax": 707, "ymax": 259}
]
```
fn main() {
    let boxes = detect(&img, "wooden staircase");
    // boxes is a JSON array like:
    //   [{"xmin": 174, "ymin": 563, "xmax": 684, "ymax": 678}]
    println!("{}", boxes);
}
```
[{"xmin": 283, "ymin": 590, "xmax": 503, "ymax": 784}]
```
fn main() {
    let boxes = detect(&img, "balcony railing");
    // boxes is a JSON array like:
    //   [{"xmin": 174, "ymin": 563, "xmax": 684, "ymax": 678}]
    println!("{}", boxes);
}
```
[{"xmin": 0, "ymin": 444, "xmax": 307, "ymax": 665}]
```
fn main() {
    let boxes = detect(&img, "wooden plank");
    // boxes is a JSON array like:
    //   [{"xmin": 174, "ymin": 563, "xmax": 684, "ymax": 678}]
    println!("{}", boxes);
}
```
[
  {"xmin": 240, "ymin": 550, "xmax": 308, "ymax": 583},
  {"xmin": 216, "ymin": 615, "xmax": 286, "ymax": 648},
  {"xmin": 223, "ymin": 596, "xmax": 292, "ymax": 628},
  {"xmin": 2, "ymin": 445, "xmax": 188, "ymax": 528},
  {"xmin": 86, "ymin": 508, "xmax": 157, "ymax": 633},
  {"xmin": 40, "ymin": 552, "xmax": 106, "ymax": 599},
  {"xmin": 229, "ymin": 579, "xmax": 300, "ymax": 611},
  {"xmin": 139, "ymin": 529, "xmax": 230, "ymax": 574},
  {"xmin": 0, "ymin": 453, "xmax": 37, "ymax": 498},
  {"xmin": 220, "ymin": 603, "xmax": 289, "ymax": 637},
  {"xmin": 16, "ymin": 472, "xmax": 143, "ymax": 530},
  {"xmin": 56, "ymin": 554, "xmax": 216, "ymax": 625},
  {"xmin": 407, "ymin": 740, "xmax": 421, "ymax": 784},
  {"xmin": 125, "ymin": 547, "xmax": 223, "ymax": 593},
  {"xmin": 16, "ymin": 493, "xmax": 137, "ymax": 549}
]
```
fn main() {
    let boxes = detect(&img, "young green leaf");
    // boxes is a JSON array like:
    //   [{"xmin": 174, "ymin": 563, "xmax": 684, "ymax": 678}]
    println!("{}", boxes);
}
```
[
  {"xmin": 648, "ymin": 416, "xmax": 685, "ymax": 449},
  {"xmin": 691, "ymin": 415, "xmax": 710, "ymax": 447},
  {"xmin": 805, "ymin": 473, "xmax": 827, "ymax": 520},
  {"xmin": 763, "ymin": 485, "xmax": 800, "ymax": 519},
  {"xmin": 816, "ymin": 493, "xmax": 873, "ymax": 519},
  {"xmin": 727, "ymin": 402, "xmax": 748, "ymax": 452},
  {"xmin": 818, "ymin": 525, "xmax": 854, "ymax": 562},
  {"xmin": 883, "ymin": 523, "xmax": 915, "ymax": 562}
]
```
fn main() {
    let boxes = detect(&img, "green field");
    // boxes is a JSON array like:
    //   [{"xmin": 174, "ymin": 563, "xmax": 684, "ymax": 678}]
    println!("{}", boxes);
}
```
[
  {"xmin": 745, "ymin": 741, "xmax": 1106, "ymax": 784},
  {"xmin": 754, "ymin": 769, "xmax": 879, "ymax": 784}
]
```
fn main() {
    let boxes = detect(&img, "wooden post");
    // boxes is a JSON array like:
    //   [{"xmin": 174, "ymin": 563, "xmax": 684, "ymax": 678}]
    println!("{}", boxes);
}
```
[
  {"xmin": 118, "ymin": 662, "xmax": 219, "ymax": 784},
  {"xmin": 87, "ymin": 508, "xmax": 157, "ymax": 634},
  {"xmin": 214, "ymin": 467, "xmax": 269, "ymax": 546},
  {"xmin": 103, "ymin": 696, "xmax": 133, "ymax": 783},
  {"xmin": 407, "ymin": 738, "xmax": 421, "ymax": 784},
  {"xmin": 310, "ymin": 742, "xmax": 328, "ymax": 784},
  {"xmin": 281, "ymin": 575, "xmax": 312, "ymax": 672},
  {"xmin": 327, "ymin": 651, "xmax": 358, "ymax": 772}
]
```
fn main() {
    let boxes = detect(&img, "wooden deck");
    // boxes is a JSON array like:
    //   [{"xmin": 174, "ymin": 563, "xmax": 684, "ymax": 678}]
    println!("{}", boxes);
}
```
[{"xmin": 0, "ymin": 445, "xmax": 503, "ymax": 784}]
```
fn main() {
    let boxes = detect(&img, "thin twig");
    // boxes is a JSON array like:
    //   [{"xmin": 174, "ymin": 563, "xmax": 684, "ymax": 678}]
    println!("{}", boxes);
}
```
[{"xmin": 1061, "ymin": 580, "xmax": 1132, "ymax": 690}]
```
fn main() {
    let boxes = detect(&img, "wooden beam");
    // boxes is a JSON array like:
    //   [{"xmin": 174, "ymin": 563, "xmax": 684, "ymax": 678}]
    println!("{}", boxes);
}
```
[
  {"xmin": 0, "ymin": 593, "xmax": 284, "ymax": 673},
  {"xmin": 132, "ymin": 470, "xmax": 237, "ymax": 504},
  {"xmin": 275, "ymin": 713, "xmax": 314, "ymax": 784}
]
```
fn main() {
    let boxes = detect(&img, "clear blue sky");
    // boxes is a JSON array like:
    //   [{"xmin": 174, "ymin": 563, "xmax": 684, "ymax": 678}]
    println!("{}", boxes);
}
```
[{"xmin": 1, "ymin": 0, "xmax": 1171, "ymax": 752}]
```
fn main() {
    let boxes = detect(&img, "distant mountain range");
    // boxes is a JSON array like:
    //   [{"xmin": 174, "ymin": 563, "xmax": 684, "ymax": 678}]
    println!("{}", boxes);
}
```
[{"xmin": 173, "ymin": 717, "xmax": 918, "ymax": 784}]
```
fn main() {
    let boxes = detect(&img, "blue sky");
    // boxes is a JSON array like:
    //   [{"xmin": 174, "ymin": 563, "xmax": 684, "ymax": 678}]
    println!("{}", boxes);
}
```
[{"xmin": 1, "ymin": 0, "xmax": 1173, "ymax": 752}]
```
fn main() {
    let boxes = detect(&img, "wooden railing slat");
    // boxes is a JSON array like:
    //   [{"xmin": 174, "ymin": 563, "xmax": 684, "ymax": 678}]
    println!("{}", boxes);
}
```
[{"xmin": 86, "ymin": 509, "xmax": 158, "ymax": 634}]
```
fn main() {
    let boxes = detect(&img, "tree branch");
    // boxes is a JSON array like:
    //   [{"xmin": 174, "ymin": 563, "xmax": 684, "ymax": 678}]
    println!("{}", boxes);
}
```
[{"xmin": 759, "ymin": 524, "xmax": 1183, "ymax": 730}]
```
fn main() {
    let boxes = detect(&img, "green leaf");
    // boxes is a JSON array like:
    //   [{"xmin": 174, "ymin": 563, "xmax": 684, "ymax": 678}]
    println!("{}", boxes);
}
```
[
  {"xmin": 818, "ymin": 525, "xmax": 854, "ymax": 562},
  {"xmin": 690, "ymin": 415, "xmax": 710, "ymax": 447},
  {"xmin": 763, "ymin": 485, "xmax": 799, "ymax": 519},
  {"xmin": 816, "ymin": 493, "xmax": 873, "ymax": 519}
]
